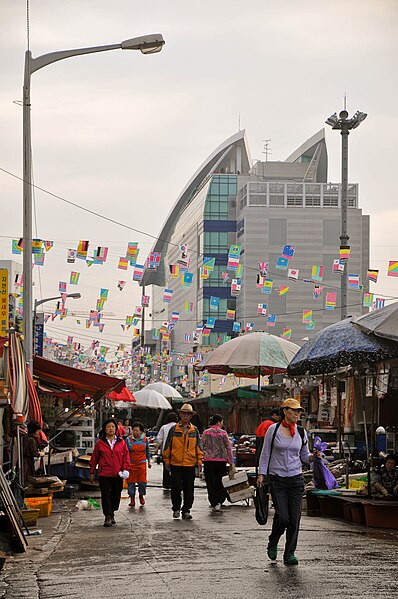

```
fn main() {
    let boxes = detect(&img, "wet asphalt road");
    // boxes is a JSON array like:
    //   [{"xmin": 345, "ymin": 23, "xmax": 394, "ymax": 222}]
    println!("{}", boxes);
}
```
[{"xmin": 1, "ymin": 464, "xmax": 398, "ymax": 599}]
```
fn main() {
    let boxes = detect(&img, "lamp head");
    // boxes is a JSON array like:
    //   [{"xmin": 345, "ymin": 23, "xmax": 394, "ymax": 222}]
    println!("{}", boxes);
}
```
[
  {"xmin": 121, "ymin": 34, "xmax": 165, "ymax": 54},
  {"xmin": 325, "ymin": 112, "xmax": 338, "ymax": 127},
  {"xmin": 67, "ymin": 293, "xmax": 81, "ymax": 300},
  {"xmin": 351, "ymin": 110, "xmax": 367, "ymax": 129}
]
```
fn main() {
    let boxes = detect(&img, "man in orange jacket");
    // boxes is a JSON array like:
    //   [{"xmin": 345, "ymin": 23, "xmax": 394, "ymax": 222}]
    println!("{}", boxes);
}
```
[{"xmin": 163, "ymin": 404, "xmax": 204, "ymax": 520}]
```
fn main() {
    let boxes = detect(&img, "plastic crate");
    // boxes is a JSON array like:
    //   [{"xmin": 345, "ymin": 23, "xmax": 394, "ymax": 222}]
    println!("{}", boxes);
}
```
[
  {"xmin": 25, "ymin": 495, "xmax": 53, "ymax": 517},
  {"xmin": 21, "ymin": 508, "xmax": 40, "ymax": 527}
]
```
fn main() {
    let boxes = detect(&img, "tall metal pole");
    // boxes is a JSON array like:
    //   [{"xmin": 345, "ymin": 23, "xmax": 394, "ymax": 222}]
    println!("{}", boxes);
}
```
[
  {"xmin": 23, "ymin": 51, "xmax": 33, "ymax": 371},
  {"xmin": 340, "ymin": 115, "xmax": 349, "ymax": 321}
]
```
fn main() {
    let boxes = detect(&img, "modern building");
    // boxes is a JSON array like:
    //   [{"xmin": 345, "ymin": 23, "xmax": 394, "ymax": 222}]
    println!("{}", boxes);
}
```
[{"xmin": 143, "ymin": 129, "xmax": 369, "ymax": 362}]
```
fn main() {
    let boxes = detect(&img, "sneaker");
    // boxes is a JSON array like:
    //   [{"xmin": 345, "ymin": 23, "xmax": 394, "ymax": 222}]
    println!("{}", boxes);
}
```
[
  {"xmin": 172, "ymin": 510, "xmax": 181, "ymax": 519},
  {"xmin": 284, "ymin": 555, "xmax": 299, "ymax": 566},
  {"xmin": 182, "ymin": 511, "xmax": 193, "ymax": 520},
  {"xmin": 129, "ymin": 497, "xmax": 135, "ymax": 507},
  {"xmin": 213, "ymin": 504, "xmax": 222, "ymax": 512},
  {"xmin": 103, "ymin": 516, "xmax": 112, "ymax": 527},
  {"xmin": 139, "ymin": 495, "xmax": 145, "ymax": 506},
  {"xmin": 267, "ymin": 545, "xmax": 278, "ymax": 561},
  {"xmin": 111, "ymin": 514, "xmax": 116, "ymax": 525}
]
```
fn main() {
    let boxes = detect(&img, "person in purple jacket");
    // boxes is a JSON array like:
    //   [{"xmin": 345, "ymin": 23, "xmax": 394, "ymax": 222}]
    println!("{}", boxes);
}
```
[
  {"xmin": 202, "ymin": 414, "xmax": 236, "ymax": 511},
  {"xmin": 257, "ymin": 398, "xmax": 319, "ymax": 566}
]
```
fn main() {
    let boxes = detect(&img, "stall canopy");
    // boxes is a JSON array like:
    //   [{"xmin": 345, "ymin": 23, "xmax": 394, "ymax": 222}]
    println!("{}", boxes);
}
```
[
  {"xmin": 354, "ymin": 301, "xmax": 398, "ymax": 342},
  {"xmin": 33, "ymin": 356, "xmax": 125, "ymax": 399},
  {"xmin": 288, "ymin": 317, "xmax": 398, "ymax": 376}
]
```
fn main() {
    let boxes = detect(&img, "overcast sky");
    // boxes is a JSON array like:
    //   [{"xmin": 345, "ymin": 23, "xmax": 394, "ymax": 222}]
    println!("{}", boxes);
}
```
[{"xmin": 0, "ymin": 0, "xmax": 397, "ymax": 356}]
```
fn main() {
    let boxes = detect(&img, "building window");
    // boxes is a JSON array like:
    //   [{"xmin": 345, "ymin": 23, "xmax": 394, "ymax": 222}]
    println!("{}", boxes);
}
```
[
  {"xmin": 204, "ymin": 231, "xmax": 229, "ymax": 253},
  {"xmin": 249, "ymin": 194, "xmax": 267, "ymax": 206},
  {"xmin": 269, "ymin": 195, "xmax": 285, "ymax": 207}
]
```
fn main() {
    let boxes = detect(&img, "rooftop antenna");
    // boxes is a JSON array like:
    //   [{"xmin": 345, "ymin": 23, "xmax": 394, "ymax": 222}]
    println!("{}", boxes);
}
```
[
  {"xmin": 238, "ymin": 112, "xmax": 241, "ymax": 131},
  {"xmin": 262, "ymin": 139, "xmax": 272, "ymax": 162},
  {"xmin": 344, "ymin": 92, "xmax": 347, "ymax": 111}
]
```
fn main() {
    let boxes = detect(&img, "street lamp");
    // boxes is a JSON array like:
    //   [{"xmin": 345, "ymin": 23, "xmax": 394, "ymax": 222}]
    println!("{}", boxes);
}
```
[
  {"xmin": 23, "ymin": 34, "xmax": 165, "ymax": 370},
  {"xmin": 325, "ymin": 109, "xmax": 367, "ymax": 320},
  {"xmin": 33, "ymin": 293, "xmax": 81, "ymax": 357}
]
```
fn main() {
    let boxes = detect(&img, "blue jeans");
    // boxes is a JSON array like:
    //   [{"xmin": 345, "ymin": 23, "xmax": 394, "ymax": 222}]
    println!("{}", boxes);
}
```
[
  {"xmin": 268, "ymin": 474, "xmax": 304, "ymax": 559},
  {"xmin": 128, "ymin": 482, "xmax": 147, "ymax": 496}
]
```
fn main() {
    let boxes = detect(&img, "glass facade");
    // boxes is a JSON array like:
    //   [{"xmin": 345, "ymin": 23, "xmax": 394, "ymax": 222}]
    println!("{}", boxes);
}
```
[{"xmin": 201, "ymin": 174, "xmax": 237, "ymax": 346}]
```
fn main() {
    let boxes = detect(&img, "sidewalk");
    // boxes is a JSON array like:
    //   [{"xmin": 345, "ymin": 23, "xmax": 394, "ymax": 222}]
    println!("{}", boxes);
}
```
[{"xmin": 1, "ymin": 463, "xmax": 397, "ymax": 599}]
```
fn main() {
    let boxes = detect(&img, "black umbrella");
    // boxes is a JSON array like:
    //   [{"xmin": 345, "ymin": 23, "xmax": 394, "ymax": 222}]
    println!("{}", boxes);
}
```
[{"xmin": 288, "ymin": 317, "xmax": 398, "ymax": 376}]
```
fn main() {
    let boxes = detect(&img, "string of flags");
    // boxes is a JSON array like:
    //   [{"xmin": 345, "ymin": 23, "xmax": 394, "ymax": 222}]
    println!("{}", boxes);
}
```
[{"xmin": 11, "ymin": 235, "xmax": 397, "ymax": 346}]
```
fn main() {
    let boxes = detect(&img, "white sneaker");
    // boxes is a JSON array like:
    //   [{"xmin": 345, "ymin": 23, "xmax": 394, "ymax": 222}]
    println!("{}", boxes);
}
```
[
  {"xmin": 172, "ymin": 510, "xmax": 180, "ymax": 519},
  {"xmin": 213, "ymin": 504, "xmax": 222, "ymax": 512}
]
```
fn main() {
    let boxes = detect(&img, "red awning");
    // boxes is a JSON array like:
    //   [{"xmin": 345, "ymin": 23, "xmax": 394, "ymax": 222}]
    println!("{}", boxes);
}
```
[
  {"xmin": 33, "ymin": 356, "xmax": 125, "ymax": 399},
  {"xmin": 108, "ymin": 387, "xmax": 136, "ymax": 402}
]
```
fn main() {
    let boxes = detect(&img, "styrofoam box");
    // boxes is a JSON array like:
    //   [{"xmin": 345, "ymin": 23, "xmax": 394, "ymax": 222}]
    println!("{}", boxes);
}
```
[
  {"xmin": 222, "ymin": 471, "xmax": 248, "ymax": 489},
  {"xmin": 227, "ymin": 487, "xmax": 255, "ymax": 503}
]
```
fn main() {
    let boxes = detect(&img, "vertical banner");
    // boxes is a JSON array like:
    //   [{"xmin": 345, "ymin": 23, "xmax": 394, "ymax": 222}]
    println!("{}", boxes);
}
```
[
  {"xmin": 34, "ymin": 312, "xmax": 44, "ymax": 356},
  {"xmin": 0, "ymin": 269, "xmax": 9, "ymax": 337}
]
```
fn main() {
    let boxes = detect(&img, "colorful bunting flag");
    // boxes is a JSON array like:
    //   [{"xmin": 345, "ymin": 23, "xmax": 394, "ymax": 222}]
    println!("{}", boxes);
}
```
[
  {"xmin": 67, "ymin": 249, "xmax": 76, "ymax": 263},
  {"xmin": 333, "ymin": 259, "xmax": 345, "ymax": 274},
  {"xmin": 70, "ymin": 271, "xmax": 80, "ymax": 285},
  {"xmin": 117, "ymin": 281, "xmax": 126, "ymax": 291},
  {"xmin": 311, "ymin": 265, "xmax": 324, "ymax": 283},
  {"xmin": 339, "ymin": 246, "xmax": 351, "ymax": 260},
  {"xmin": 77, "ymin": 240, "xmax": 89, "ymax": 260},
  {"xmin": 374, "ymin": 297, "xmax": 385, "ymax": 309},
  {"xmin": 367, "ymin": 269, "xmax": 379, "ymax": 283},
  {"xmin": 228, "ymin": 245, "xmax": 241, "ymax": 258},
  {"xmin": 59, "ymin": 281, "xmax": 67, "ymax": 294},
  {"xmin": 282, "ymin": 245, "xmax": 295, "ymax": 259},
  {"xmin": 184, "ymin": 334, "xmax": 191, "ymax": 342},
  {"xmin": 288, "ymin": 268, "xmax": 299, "ymax": 281},
  {"xmin": 100, "ymin": 288, "xmax": 109, "ymax": 300},
  {"xmin": 141, "ymin": 295, "xmax": 150, "ymax": 307},
  {"xmin": 206, "ymin": 317, "xmax": 215, "ymax": 329},
  {"xmin": 185, "ymin": 301, "xmax": 194, "ymax": 313},
  {"xmin": 245, "ymin": 323, "xmax": 254, "ymax": 332},
  {"xmin": 226, "ymin": 309, "xmax": 235, "ymax": 320},
  {"xmin": 326, "ymin": 291, "xmax": 337, "ymax": 310},
  {"xmin": 388, "ymin": 261, "xmax": 398, "ymax": 277},
  {"xmin": 363, "ymin": 292, "xmax": 374, "ymax": 307},
  {"xmin": 232, "ymin": 322, "xmax": 241, "ymax": 332},
  {"xmin": 163, "ymin": 289, "xmax": 173, "ymax": 303},
  {"xmin": 118, "ymin": 257, "xmax": 129, "ymax": 270},
  {"xmin": 182, "ymin": 272, "xmax": 194, "ymax": 288},
  {"xmin": 169, "ymin": 264, "xmax": 180, "ymax": 278},
  {"xmin": 203, "ymin": 257, "xmax": 216, "ymax": 271},
  {"xmin": 306, "ymin": 320, "xmax": 316, "ymax": 331},
  {"xmin": 282, "ymin": 328, "xmax": 292, "ymax": 339},
  {"xmin": 171, "ymin": 312, "xmax": 180, "ymax": 322},
  {"xmin": 94, "ymin": 246, "xmax": 108, "ymax": 264},
  {"xmin": 276, "ymin": 256, "xmax": 289, "ymax": 270},
  {"xmin": 231, "ymin": 279, "xmax": 241, "ymax": 296},
  {"xmin": 279, "ymin": 286, "xmax": 289, "ymax": 296},
  {"xmin": 258, "ymin": 261, "xmax": 269, "ymax": 276},
  {"xmin": 227, "ymin": 256, "xmax": 240, "ymax": 271},
  {"xmin": 257, "ymin": 303, "xmax": 267, "ymax": 316},
  {"xmin": 262, "ymin": 280, "xmax": 273, "ymax": 294},
  {"xmin": 32, "ymin": 239, "xmax": 43, "ymax": 254},
  {"xmin": 348, "ymin": 274, "xmax": 360, "ymax": 288},
  {"xmin": 302, "ymin": 310, "xmax": 312, "ymax": 323},
  {"xmin": 200, "ymin": 267, "xmax": 209, "ymax": 279},
  {"xmin": 313, "ymin": 285, "xmax": 323, "ymax": 300},
  {"xmin": 133, "ymin": 264, "xmax": 145, "ymax": 282},
  {"xmin": 12, "ymin": 239, "xmax": 23, "ymax": 254},
  {"xmin": 221, "ymin": 272, "xmax": 229, "ymax": 283},
  {"xmin": 266, "ymin": 314, "xmax": 277, "ymax": 327},
  {"xmin": 210, "ymin": 296, "xmax": 220, "ymax": 310}
]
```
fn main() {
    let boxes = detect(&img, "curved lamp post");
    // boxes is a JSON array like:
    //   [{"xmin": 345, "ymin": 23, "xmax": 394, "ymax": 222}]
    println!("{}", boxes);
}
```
[
  {"xmin": 23, "ymin": 34, "xmax": 165, "ymax": 369},
  {"xmin": 325, "ymin": 109, "xmax": 367, "ymax": 320}
]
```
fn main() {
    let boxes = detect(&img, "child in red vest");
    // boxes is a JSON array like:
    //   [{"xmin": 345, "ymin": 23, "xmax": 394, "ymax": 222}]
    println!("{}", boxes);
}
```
[{"xmin": 126, "ymin": 422, "xmax": 151, "ymax": 506}]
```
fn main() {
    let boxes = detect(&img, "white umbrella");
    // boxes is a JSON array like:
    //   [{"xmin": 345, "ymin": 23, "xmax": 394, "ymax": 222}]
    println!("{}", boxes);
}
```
[
  {"xmin": 133, "ymin": 389, "xmax": 172, "ymax": 410},
  {"xmin": 143, "ymin": 382, "xmax": 182, "ymax": 399}
]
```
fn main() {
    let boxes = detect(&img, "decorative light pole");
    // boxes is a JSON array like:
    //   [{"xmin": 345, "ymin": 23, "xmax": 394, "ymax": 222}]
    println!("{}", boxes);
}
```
[
  {"xmin": 22, "ymin": 34, "xmax": 165, "ymax": 369},
  {"xmin": 325, "ymin": 109, "xmax": 367, "ymax": 320}
]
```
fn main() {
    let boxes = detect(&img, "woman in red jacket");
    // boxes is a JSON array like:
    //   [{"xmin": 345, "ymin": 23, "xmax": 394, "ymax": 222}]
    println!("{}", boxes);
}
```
[{"xmin": 89, "ymin": 418, "xmax": 130, "ymax": 527}]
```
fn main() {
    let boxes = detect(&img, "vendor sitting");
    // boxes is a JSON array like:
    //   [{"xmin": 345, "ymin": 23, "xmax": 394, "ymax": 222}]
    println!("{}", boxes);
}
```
[{"xmin": 372, "ymin": 454, "xmax": 398, "ymax": 497}]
